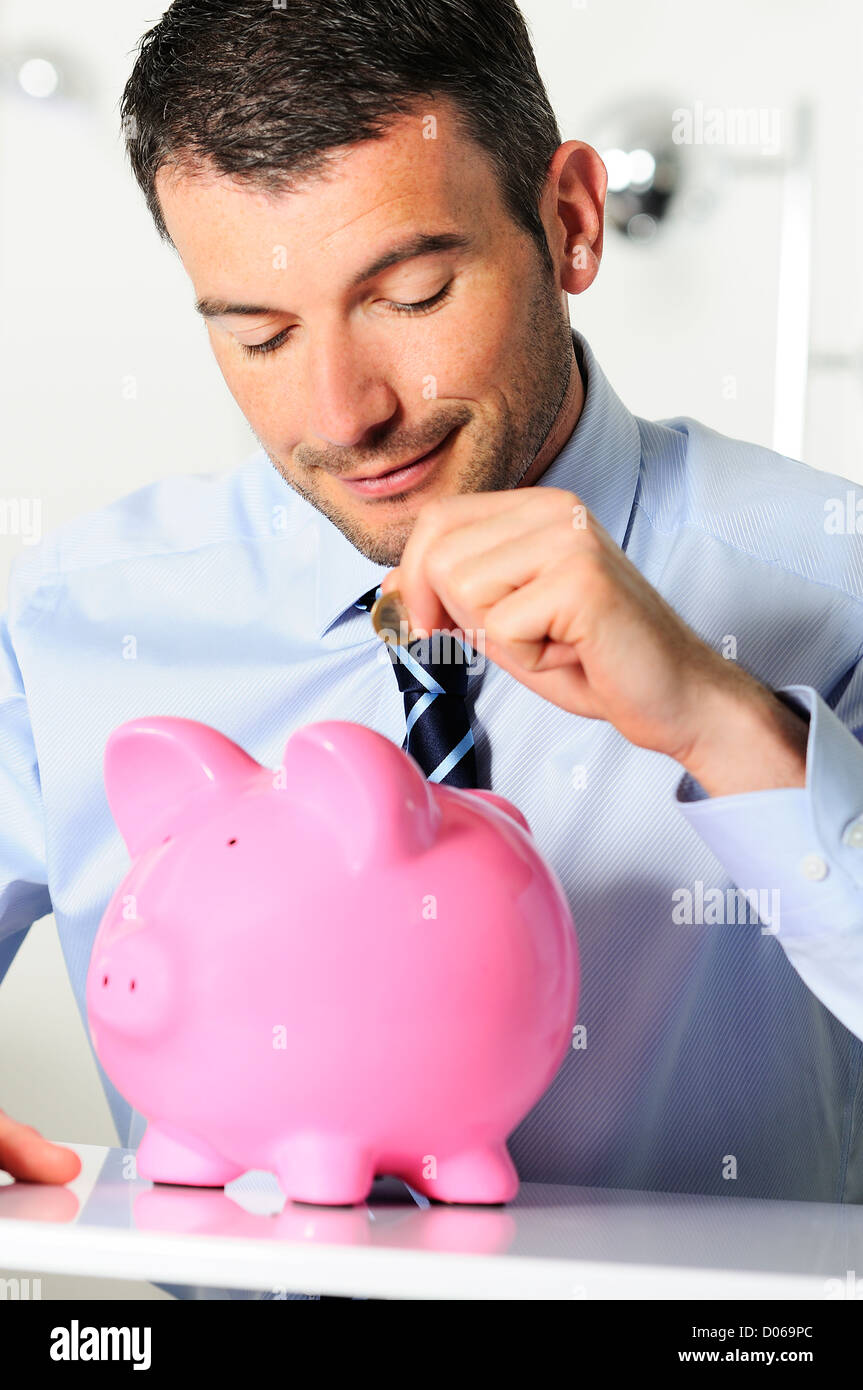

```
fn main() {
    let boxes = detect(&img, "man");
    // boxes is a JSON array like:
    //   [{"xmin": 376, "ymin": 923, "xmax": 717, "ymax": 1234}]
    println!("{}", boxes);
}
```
[{"xmin": 3, "ymin": 0, "xmax": 863, "ymax": 1228}]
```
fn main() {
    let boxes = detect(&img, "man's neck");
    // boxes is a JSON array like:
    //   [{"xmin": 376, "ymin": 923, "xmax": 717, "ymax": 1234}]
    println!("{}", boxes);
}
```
[{"xmin": 517, "ymin": 338, "xmax": 584, "ymax": 489}]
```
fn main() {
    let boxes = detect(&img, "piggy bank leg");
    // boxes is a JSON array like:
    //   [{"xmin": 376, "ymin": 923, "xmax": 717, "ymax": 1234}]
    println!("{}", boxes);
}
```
[
  {"xmin": 409, "ymin": 1142, "xmax": 519, "ymax": 1204},
  {"xmin": 137, "ymin": 1123, "xmax": 246, "ymax": 1187},
  {"xmin": 273, "ymin": 1135, "xmax": 376, "ymax": 1206}
]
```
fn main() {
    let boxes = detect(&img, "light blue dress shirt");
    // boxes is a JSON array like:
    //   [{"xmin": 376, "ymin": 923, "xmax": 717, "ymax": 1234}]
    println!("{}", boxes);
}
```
[{"xmin": 3, "ymin": 329, "xmax": 863, "ymax": 1219}]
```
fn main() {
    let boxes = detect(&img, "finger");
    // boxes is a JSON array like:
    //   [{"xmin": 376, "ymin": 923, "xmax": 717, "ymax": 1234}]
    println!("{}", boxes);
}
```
[
  {"xmin": 484, "ymin": 628, "xmax": 602, "ymax": 720},
  {"xmin": 438, "ymin": 520, "xmax": 581, "ymax": 630},
  {"xmin": 396, "ymin": 488, "xmax": 584, "ymax": 633},
  {"xmin": 483, "ymin": 563, "xmax": 589, "ymax": 674},
  {"xmin": 0, "ymin": 1109, "xmax": 81, "ymax": 1184}
]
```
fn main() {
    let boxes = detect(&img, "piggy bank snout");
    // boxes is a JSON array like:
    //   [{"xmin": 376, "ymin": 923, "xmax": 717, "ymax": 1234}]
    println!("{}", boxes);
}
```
[{"xmin": 89, "ymin": 933, "xmax": 174, "ymax": 1039}]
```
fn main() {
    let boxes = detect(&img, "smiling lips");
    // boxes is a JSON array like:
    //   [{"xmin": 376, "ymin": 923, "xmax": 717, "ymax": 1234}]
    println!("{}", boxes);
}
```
[
  {"xmin": 345, "ymin": 441, "xmax": 441, "ymax": 481},
  {"xmin": 338, "ymin": 433, "xmax": 452, "ymax": 497}
]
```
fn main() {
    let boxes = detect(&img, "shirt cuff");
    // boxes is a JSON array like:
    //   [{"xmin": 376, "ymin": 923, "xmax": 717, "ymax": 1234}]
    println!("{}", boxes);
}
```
[{"xmin": 674, "ymin": 684, "xmax": 863, "ymax": 940}]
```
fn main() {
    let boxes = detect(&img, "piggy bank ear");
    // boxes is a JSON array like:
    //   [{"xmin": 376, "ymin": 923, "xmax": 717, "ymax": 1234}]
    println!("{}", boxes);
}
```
[
  {"xmin": 279, "ymin": 720, "xmax": 439, "ymax": 869},
  {"xmin": 104, "ymin": 716, "xmax": 262, "ymax": 856}
]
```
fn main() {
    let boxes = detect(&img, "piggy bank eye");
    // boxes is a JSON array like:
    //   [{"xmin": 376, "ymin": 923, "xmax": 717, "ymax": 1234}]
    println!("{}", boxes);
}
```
[{"xmin": 227, "ymin": 838, "xmax": 237, "ymax": 846}]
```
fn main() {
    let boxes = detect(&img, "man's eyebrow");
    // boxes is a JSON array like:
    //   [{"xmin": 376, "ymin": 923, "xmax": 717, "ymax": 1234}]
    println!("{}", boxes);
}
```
[
  {"xmin": 195, "ymin": 298, "xmax": 275, "ymax": 319},
  {"xmin": 194, "ymin": 231, "xmax": 472, "ymax": 319},
  {"xmin": 346, "ymin": 230, "xmax": 471, "ymax": 289}
]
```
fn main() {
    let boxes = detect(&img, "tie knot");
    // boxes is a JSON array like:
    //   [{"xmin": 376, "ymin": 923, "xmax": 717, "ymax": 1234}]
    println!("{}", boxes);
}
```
[
  {"xmin": 354, "ymin": 585, "xmax": 473, "ymax": 695},
  {"xmin": 354, "ymin": 584, "xmax": 382, "ymax": 613}
]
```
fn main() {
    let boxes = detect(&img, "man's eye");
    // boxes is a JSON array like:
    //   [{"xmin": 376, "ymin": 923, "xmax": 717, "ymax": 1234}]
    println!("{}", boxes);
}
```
[
  {"xmin": 238, "ymin": 282, "xmax": 453, "ymax": 359},
  {"xmin": 239, "ymin": 326, "xmax": 294, "ymax": 359},
  {"xmin": 388, "ymin": 281, "xmax": 453, "ymax": 316}
]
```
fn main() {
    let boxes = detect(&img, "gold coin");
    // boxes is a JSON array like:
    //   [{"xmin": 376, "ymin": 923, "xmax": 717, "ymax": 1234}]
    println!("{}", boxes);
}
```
[{"xmin": 370, "ymin": 589, "xmax": 415, "ymax": 645}]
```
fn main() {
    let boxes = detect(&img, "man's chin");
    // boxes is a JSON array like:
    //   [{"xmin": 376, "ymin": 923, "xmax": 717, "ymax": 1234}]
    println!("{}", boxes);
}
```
[{"xmin": 266, "ymin": 430, "xmax": 520, "ymax": 562}]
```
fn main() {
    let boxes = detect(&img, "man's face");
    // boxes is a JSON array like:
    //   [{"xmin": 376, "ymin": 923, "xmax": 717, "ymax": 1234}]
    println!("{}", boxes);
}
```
[{"xmin": 156, "ymin": 100, "xmax": 574, "ymax": 566}]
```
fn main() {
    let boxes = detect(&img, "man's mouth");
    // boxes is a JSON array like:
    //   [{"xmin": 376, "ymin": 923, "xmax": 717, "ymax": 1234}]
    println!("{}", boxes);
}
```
[{"xmin": 338, "ymin": 432, "xmax": 454, "ymax": 498}]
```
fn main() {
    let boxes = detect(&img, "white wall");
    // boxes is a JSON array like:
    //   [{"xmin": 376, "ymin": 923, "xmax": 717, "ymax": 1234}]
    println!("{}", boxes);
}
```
[
  {"xmin": 0, "ymin": 0, "xmax": 861, "ymax": 1295},
  {"xmin": 536, "ymin": 0, "xmax": 863, "ymax": 479}
]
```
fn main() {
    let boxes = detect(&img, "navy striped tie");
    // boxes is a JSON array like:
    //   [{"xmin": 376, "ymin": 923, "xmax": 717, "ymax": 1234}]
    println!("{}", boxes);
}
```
[{"xmin": 355, "ymin": 584, "xmax": 479, "ymax": 788}]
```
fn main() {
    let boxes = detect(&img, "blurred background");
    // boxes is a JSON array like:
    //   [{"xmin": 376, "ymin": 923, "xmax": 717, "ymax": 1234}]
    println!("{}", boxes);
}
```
[{"xmin": 0, "ymin": 0, "xmax": 861, "ymax": 1292}]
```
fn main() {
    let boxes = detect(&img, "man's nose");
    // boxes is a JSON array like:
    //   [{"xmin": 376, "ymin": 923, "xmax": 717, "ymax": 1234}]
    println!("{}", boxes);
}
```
[{"xmin": 305, "ymin": 326, "xmax": 398, "ymax": 448}]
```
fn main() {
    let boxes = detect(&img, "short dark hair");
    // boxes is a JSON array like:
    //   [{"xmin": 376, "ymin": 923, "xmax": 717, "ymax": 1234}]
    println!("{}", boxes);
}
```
[{"xmin": 120, "ymin": 0, "xmax": 561, "ymax": 271}]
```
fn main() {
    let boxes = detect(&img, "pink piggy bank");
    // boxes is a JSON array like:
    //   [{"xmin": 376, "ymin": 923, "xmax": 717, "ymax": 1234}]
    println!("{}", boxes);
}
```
[{"xmin": 86, "ymin": 717, "xmax": 579, "ymax": 1205}]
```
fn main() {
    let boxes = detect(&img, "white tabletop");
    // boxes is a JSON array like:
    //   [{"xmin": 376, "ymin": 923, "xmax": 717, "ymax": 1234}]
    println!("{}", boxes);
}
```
[{"xmin": 0, "ymin": 1143, "xmax": 859, "ymax": 1299}]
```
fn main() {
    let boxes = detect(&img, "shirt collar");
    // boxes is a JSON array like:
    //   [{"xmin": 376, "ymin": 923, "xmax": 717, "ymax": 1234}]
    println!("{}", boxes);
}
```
[{"xmin": 311, "ymin": 328, "xmax": 642, "ymax": 638}]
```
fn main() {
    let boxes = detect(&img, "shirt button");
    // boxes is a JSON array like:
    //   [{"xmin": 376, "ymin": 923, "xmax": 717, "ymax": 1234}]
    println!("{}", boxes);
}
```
[
  {"xmin": 842, "ymin": 816, "xmax": 863, "ymax": 849},
  {"xmin": 800, "ymin": 853, "xmax": 829, "ymax": 881}
]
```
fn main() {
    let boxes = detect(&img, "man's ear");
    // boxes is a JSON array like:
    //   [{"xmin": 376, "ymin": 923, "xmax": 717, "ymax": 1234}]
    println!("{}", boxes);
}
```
[{"xmin": 541, "ymin": 140, "xmax": 607, "ymax": 295}]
